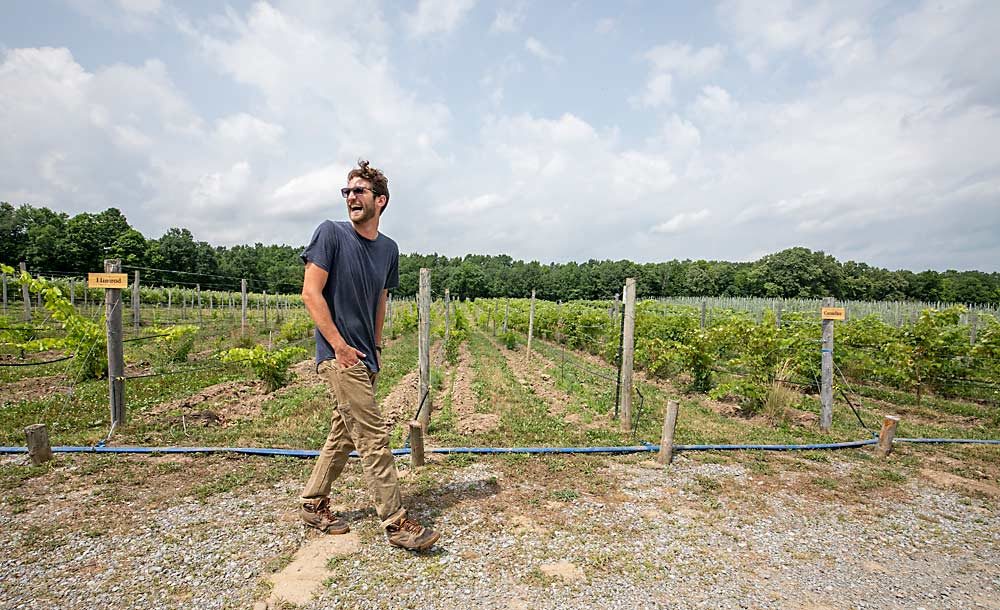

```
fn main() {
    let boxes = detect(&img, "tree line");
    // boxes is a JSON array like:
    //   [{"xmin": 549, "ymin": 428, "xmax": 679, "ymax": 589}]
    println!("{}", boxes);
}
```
[{"xmin": 2, "ymin": 203, "xmax": 998, "ymax": 304}]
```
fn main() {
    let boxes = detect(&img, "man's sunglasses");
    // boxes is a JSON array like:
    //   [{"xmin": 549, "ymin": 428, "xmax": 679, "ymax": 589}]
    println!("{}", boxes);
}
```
[{"xmin": 341, "ymin": 186, "xmax": 378, "ymax": 198}]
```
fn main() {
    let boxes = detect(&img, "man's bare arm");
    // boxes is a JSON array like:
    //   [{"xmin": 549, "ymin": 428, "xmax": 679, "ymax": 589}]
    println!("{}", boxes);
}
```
[
  {"xmin": 374, "ymin": 289, "xmax": 388, "ymax": 367},
  {"xmin": 301, "ymin": 262, "xmax": 365, "ymax": 367}
]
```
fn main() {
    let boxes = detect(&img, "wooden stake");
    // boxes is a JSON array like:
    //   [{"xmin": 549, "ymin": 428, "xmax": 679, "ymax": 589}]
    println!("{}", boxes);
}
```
[
  {"xmin": 876, "ymin": 415, "xmax": 900, "ymax": 458},
  {"xmin": 417, "ymin": 268, "xmax": 431, "ymax": 428},
  {"xmin": 105, "ymin": 259, "xmax": 125, "ymax": 427},
  {"xmin": 657, "ymin": 400, "xmax": 680, "ymax": 465},
  {"xmin": 444, "ymin": 288, "xmax": 450, "ymax": 343},
  {"xmin": 241, "ymin": 279, "xmax": 248, "ymax": 335},
  {"xmin": 132, "ymin": 270, "xmax": 140, "ymax": 329},
  {"xmin": 820, "ymin": 296, "xmax": 834, "ymax": 432},
  {"xmin": 19, "ymin": 262, "xmax": 31, "ymax": 321},
  {"xmin": 25, "ymin": 424, "xmax": 52, "ymax": 465},
  {"xmin": 526, "ymin": 289, "xmax": 536, "ymax": 361},
  {"xmin": 620, "ymin": 278, "xmax": 637, "ymax": 433},
  {"xmin": 408, "ymin": 420, "xmax": 425, "ymax": 467}
]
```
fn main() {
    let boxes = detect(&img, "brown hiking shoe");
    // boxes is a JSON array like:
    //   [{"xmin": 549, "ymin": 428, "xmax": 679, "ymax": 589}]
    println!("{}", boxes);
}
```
[
  {"xmin": 386, "ymin": 516, "xmax": 440, "ymax": 551},
  {"xmin": 300, "ymin": 498, "xmax": 350, "ymax": 534}
]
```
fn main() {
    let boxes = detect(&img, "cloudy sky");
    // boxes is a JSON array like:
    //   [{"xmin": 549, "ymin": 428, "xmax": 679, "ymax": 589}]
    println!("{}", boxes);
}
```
[{"xmin": 2, "ymin": 0, "xmax": 998, "ymax": 272}]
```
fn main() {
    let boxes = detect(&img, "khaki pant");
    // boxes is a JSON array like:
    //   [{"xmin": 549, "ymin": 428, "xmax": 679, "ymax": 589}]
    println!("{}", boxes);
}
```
[{"xmin": 300, "ymin": 360, "xmax": 405, "ymax": 528}]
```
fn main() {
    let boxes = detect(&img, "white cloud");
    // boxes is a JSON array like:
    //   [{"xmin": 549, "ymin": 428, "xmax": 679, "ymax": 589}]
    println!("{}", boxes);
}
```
[
  {"xmin": 525, "ymin": 37, "xmax": 564, "ymax": 64},
  {"xmin": 651, "ymin": 209, "xmax": 710, "ymax": 234},
  {"xmin": 643, "ymin": 43, "xmax": 726, "ymax": 78},
  {"xmin": 3, "ymin": 1, "xmax": 1000, "ymax": 272},
  {"xmin": 434, "ymin": 193, "xmax": 503, "ymax": 216},
  {"xmin": 67, "ymin": 0, "xmax": 163, "ymax": 31},
  {"xmin": 690, "ymin": 85, "xmax": 737, "ymax": 119},
  {"xmin": 659, "ymin": 114, "xmax": 701, "ymax": 157},
  {"xmin": 404, "ymin": 0, "xmax": 478, "ymax": 38},
  {"xmin": 630, "ymin": 73, "xmax": 672, "ymax": 109},
  {"xmin": 491, "ymin": 6, "xmax": 525, "ymax": 33},
  {"xmin": 214, "ymin": 113, "xmax": 285, "ymax": 147},
  {"xmin": 717, "ymin": 0, "xmax": 874, "ymax": 72}
]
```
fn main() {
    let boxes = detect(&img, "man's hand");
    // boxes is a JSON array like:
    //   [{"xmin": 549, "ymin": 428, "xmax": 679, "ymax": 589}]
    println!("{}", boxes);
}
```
[{"xmin": 333, "ymin": 341, "xmax": 366, "ymax": 368}]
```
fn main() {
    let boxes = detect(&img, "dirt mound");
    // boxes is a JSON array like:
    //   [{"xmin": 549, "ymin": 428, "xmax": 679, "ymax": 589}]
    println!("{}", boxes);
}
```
[
  {"xmin": 380, "ymin": 369, "xmax": 419, "ymax": 429},
  {"xmin": 1, "ymin": 374, "xmax": 73, "ymax": 403}
]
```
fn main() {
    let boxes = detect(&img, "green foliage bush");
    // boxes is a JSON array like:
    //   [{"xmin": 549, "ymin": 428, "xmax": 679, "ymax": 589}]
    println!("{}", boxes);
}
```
[
  {"xmin": 151, "ymin": 324, "xmax": 198, "ymax": 363},
  {"xmin": 444, "ymin": 329, "xmax": 467, "ymax": 365},
  {"xmin": 2, "ymin": 264, "xmax": 107, "ymax": 380},
  {"xmin": 278, "ymin": 316, "xmax": 314, "ymax": 343},
  {"xmin": 218, "ymin": 345, "xmax": 308, "ymax": 392}
]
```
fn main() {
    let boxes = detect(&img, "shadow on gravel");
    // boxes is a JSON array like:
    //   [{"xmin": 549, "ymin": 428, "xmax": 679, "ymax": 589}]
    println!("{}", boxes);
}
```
[{"xmin": 338, "ymin": 477, "xmax": 501, "ymax": 527}]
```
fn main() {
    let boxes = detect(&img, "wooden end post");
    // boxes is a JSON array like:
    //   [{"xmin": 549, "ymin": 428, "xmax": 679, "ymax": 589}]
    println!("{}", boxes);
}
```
[
  {"xmin": 417, "ymin": 268, "xmax": 432, "ymax": 428},
  {"xmin": 25, "ymin": 424, "xmax": 53, "ymax": 465},
  {"xmin": 657, "ymin": 400, "xmax": 680, "ymax": 465},
  {"xmin": 820, "ymin": 296, "xmax": 834, "ymax": 432},
  {"xmin": 875, "ymin": 415, "xmax": 900, "ymax": 458},
  {"xmin": 408, "ymin": 421, "xmax": 425, "ymax": 468},
  {"xmin": 105, "ymin": 259, "xmax": 125, "ymax": 427},
  {"xmin": 620, "ymin": 278, "xmax": 637, "ymax": 433}
]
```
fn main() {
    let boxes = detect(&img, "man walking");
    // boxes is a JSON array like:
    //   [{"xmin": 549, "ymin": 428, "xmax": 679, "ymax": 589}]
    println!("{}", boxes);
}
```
[{"xmin": 298, "ymin": 159, "xmax": 439, "ymax": 551}]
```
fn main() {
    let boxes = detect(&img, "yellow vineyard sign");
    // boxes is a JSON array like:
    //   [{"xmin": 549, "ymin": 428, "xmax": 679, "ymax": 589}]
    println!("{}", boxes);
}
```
[
  {"xmin": 88, "ymin": 273, "xmax": 128, "ymax": 289},
  {"xmin": 821, "ymin": 307, "xmax": 846, "ymax": 321}
]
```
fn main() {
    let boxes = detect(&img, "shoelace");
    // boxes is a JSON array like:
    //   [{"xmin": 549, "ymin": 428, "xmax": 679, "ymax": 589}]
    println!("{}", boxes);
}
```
[{"xmin": 399, "ymin": 518, "xmax": 424, "ymax": 533}]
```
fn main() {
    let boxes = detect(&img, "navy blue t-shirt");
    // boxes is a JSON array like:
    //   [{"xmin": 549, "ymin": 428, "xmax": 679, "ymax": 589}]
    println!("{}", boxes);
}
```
[{"xmin": 301, "ymin": 221, "xmax": 399, "ymax": 372}]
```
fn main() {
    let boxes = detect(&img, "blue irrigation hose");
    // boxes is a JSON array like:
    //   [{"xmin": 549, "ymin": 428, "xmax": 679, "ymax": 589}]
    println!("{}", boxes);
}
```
[
  {"xmin": 894, "ymin": 438, "xmax": 1000, "ymax": 445},
  {"xmin": 1, "ymin": 438, "xmax": 998, "ymax": 458}
]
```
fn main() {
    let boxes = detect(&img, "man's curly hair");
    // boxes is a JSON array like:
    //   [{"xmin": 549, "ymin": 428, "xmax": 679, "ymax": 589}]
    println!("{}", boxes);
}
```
[{"xmin": 348, "ymin": 159, "xmax": 390, "ymax": 215}]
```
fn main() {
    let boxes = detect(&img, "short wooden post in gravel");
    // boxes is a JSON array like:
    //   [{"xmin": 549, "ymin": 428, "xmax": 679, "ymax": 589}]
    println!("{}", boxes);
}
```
[
  {"xmin": 25, "ymin": 424, "xmax": 52, "ymax": 465},
  {"xmin": 820, "ymin": 296, "xmax": 835, "ymax": 432},
  {"xmin": 417, "ymin": 268, "xmax": 432, "ymax": 429},
  {"xmin": 526, "ymin": 289, "xmax": 536, "ymax": 361},
  {"xmin": 105, "ymin": 259, "xmax": 126, "ymax": 427},
  {"xmin": 657, "ymin": 400, "xmax": 680, "ymax": 465},
  {"xmin": 619, "ymin": 278, "xmax": 637, "ymax": 433},
  {"xmin": 408, "ymin": 421, "xmax": 425, "ymax": 467},
  {"xmin": 132, "ymin": 270, "xmax": 140, "ymax": 329},
  {"xmin": 875, "ymin": 415, "xmax": 900, "ymax": 458},
  {"xmin": 19, "ymin": 262, "xmax": 31, "ymax": 321}
]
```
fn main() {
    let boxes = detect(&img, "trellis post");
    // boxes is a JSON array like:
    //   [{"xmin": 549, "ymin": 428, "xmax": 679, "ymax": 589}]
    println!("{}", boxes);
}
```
[
  {"xmin": 619, "ymin": 278, "xmax": 637, "ymax": 433},
  {"xmin": 820, "ymin": 297, "xmax": 835, "ymax": 432},
  {"xmin": 105, "ymin": 259, "xmax": 126, "ymax": 427},
  {"xmin": 417, "ymin": 269, "xmax": 432, "ymax": 429}
]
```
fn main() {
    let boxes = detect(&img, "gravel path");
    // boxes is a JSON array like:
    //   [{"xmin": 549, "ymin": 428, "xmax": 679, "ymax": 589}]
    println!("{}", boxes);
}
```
[{"xmin": 1, "ymin": 451, "xmax": 998, "ymax": 610}]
